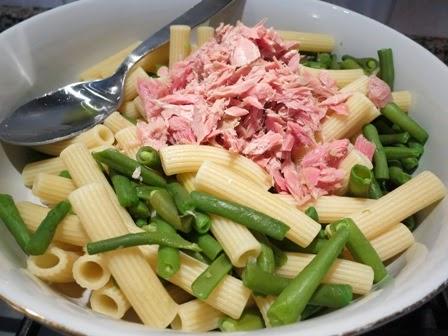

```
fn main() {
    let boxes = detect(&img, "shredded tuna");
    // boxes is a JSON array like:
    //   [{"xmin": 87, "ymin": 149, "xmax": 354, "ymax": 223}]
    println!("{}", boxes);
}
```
[
  {"xmin": 354, "ymin": 134, "xmax": 376, "ymax": 161},
  {"xmin": 137, "ymin": 21, "xmax": 353, "ymax": 203},
  {"xmin": 367, "ymin": 75, "xmax": 392, "ymax": 108}
]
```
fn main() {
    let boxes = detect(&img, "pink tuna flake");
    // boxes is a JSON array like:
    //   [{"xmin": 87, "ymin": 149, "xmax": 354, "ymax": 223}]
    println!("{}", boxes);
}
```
[
  {"xmin": 367, "ymin": 75, "xmax": 392, "ymax": 108},
  {"xmin": 354, "ymin": 134, "xmax": 376, "ymax": 161}
]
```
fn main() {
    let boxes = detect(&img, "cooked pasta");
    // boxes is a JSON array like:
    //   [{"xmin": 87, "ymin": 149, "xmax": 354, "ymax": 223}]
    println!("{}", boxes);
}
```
[
  {"xmin": 103, "ymin": 111, "xmax": 134, "ymax": 134},
  {"xmin": 196, "ymin": 26, "xmax": 215, "ymax": 47},
  {"xmin": 210, "ymin": 215, "xmax": 261, "ymax": 267},
  {"xmin": 90, "ymin": 281, "xmax": 131, "ymax": 319},
  {"xmin": 165, "ymin": 284, "xmax": 195, "ymax": 304},
  {"xmin": 176, "ymin": 172, "xmax": 196, "ymax": 192},
  {"xmin": 114, "ymin": 126, "xmax": 140, "ymax": 159},
  {"xmin": 320, "ymin": 92, "xmax": 379, "ymax": 142},
  {"xmin": 34, "ymin": 125, "xmax": 115, "ymax": 156},
  {"xmin": 133, "ymin": 96, "xmax": 145, "ymax": 118},
  {"xmin": 160, "ymin": 145, "xmax": 273, "ymax": 190},
  {"xmin": 171, "ymin": 300, "xmax": 224, "ymax": 332},
  {"xmin": 337, "ymin": 148, "xmax": 373, "ymax": 194},
  {"xmin": 118, "ymin": 101, "xmax": 140, "ymax": 120},
  {"xmin": 27, "ymin": 245, "xmax": 79, "ymax": 283},
  {"xmin": 195, "ymin": 161, "xmax": 321, "ymax": 247},
  {"xmin": 371, "ymin": 224, "xmax": 415, "ymax": 261},
  {"xmin": 301, "ymin": 66, "xmax": 364, "ymax": 88},
  {"xmin": 31, "ymin": 173, "xmax": 76, "ymax": 205},
  {"xmin": 22, "ymin": 157, "xmax": 67, "ymax": 188},
  {"xmin": 253, "ymin": 295, "xmax": 275, "ymax": 328},
  {"xmin": 73, "ymin": 254, "xmax": 111, "ymax": 290},
  {"xmin": 339, "ymin": 75, "xmax": 369, "ymax": 94},
  {"xmin": 276, "ymin": 252, "xmax": 374, "ymax": 295},
  {"xmin": 123, "ymin": 66, "xmax": 151, "ymax": 102},
  {"xmin": 391, "ymin": 91, "xmax": 412, "ymax": 112},
  {"xmin": 69, "ymin": 183, "xmax": 178, "ymax": 328},
  {"xmin": 277, "ymin": 31, "xmax": 335, "ymax": 52},
  {"xmin": 169, "ymin": 25, "xmax": 191, "ymax": 68}
]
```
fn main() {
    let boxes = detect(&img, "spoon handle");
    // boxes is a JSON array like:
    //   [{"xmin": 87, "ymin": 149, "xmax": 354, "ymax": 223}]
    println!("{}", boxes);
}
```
[{"xmin": 117, "ymin": 0, "xmax": 235, "ymax": 74}]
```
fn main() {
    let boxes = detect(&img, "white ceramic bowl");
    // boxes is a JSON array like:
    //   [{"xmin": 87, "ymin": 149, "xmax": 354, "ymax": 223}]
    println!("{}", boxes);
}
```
[{"xmin": 1, "ymin": 0, "xmax": 447, "ymax": 335}]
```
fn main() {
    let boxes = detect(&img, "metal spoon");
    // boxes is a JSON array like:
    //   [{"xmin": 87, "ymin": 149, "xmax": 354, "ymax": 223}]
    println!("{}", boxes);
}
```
[{"xmin": 0, "ymin": 0, "xmax": 234, "ymax": 146}]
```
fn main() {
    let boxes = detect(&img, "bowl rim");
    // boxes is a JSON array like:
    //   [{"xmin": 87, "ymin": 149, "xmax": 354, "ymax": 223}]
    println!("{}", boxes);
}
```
[{"xmin": 1, "ymin": 0, "xmax": 448, "ymax": 335}]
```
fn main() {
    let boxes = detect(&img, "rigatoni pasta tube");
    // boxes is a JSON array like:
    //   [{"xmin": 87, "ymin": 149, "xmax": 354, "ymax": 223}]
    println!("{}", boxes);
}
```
[
  {"xmin": 171, "ymin": 300, "xmax": 224, "ymax": 332},
  {"xmin": 195, "ymin": 161, "xmax": 321, "ymax": 247},
  {"xmin": 210, "ymin": 215, "xmax": 261, "ymax": 267},
  {"xmin": 253, "ymin": 295, "xmax": 275, "ymax": 328},
  {"xmin": 73, "ymin": 254, "xmax": 111, "ymax": 290},
  {"xmin": 277, "ymin": 30, "xmax": 335, "ymax": 52},
  {"xmin": 196, "ymin": 26, "xmax": 214, "ymax": 47},
  {"xmin": 69, "ymin": 183, "xmax": 177, "ymax": 328},
  {"xmin": 391, "ymin": 91, "xmax": 412, "ymax": 112},
  {"xmin": 177, "ymin": 173, "xmax": 196, "ymax": 192},
  {"xmin": 276, "ymin": 252, "xmax": 374, "ymax": 294},
  {"xmin": 160, "ymin": 145, "xmax": 272, "ymax": 190},
  {"xmin": 22, "ymin": 157, "xmax": 66, "ymax": 187},
  {"xmin": 301, "ymin": 66, "xmax": 364, "ymax": 88},
  {"xmin": 348, "ymin": 171, "xmax": 446, "ymax": 239},
  {"xmin": 118, "ymin": 101, "xmax": 140, "ymax": 120},
  {"xmin": 115, "ymin": 126, "xmax": 140, "ymax": 159},
  {"xmin": 339, "ymin": 75, "xmax": 369, "ymax": 94},
  {"xmin": 169, "ymin": 25, "xmax": 191, "ymax": 68},
  {"xmin": 90, "ymin": 281, "xmax": 130, "ymax": 319},
  {"xmin": 103, "ymin": 112, "xmax": 134, "ymax": 134},
  {"xmin": 133, "ymin": 96, "xmax": 145, "ymax": 118},
  {"xmin": 123, "ymin": 66, "xmax": 150, "ymax": 102},
  {"xmin": 34, "ymin": 125, "xmax": 115, "ymax": 156},
  {"xmin": 371, "ymin": 224, "xmax": 415, "ymax": 261},
  {"xmin": 32, "ymin": 173, "xmax": 76, "ymax": 205},
  {"xmin": 16, "ymin": 201, "xmax": 88, "ymax": 246},
  {"xmin": 320, "ymin": 92, "xmax": 380, "ymax": 142},
  {"xmin": 27, "ymin": 245, "xmax": 79, "ymax": 283},
  {"xmin": 337, "ymin": 148, "xmax": 373, "ymax": 194}
]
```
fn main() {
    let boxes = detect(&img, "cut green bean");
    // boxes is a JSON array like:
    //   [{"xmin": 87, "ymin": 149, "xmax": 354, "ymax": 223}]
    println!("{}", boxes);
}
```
[
  {"xmin": 191, "ymin": 253, "xmax": 232, "ymax": 300},
  {"xmin": 348, "ymin": 164, "xmax": 373, "ymax": 198},
  {"xmin": 372, "ymin": 118, "xmax": 395, "ymax": 134},
  {"xmin": 358, "ymin": 57, "xmax": 379, "ymax": 74},
  {"xmin": 408, "ymin": 141, "xmax": 424, "ymax": 157},
  {"xmin": 135, "ymin": 185, "xmax": 164, "ymax": 201},
  {"xmin": 252, "ymin": 232, "xmax": 287, "ymax": 268},
  {"xmin": 153, "ymin": 218, "xmax": 180, "ymax": 279},
  {"xmin": 128, "ymin": 200, "xmax": 151, "ymax": 219},
  {"xmin": 381, "ymin": 103, "xmax": 428, "ymax": 144},
  {"xmin": 166, "ymin": 182, "xmax": 194, "ymax": 215},
  {"xmin": 58, "ymin": 170, "xmax": 71, "ymax": 179},
  {"xmin": 403, "ymin": 215, "xmax": 416, "ymax": 231},
  {"xmin": 329, "ymin": 54, "xmax": 340, "ymax": 69},
  {"xmin": 26, "ymin": 200, "xmax": 71, "ymax": 255},
  {"xmin": 368, "ymin": 175, "xmax": 383, "ymax": 200},
  {"xmin": 309, "ymin": 284, "xmax": 353, "ymax": 308},
  {"xmin": 402, "ymin": 157, "xmax": 419, "ymax": 173},
  {"xmin": 379, "ymin": 132, "xmax": 410, "ymax": 145},
  {"xmin": 110, "ymin": 172, "xmax": 139, "ymax": 208},
  {"xmin": 317, "ymin": 53, "xmax": 332, "ymax": 68},
  {"xmin": 301, "ymin": 305, "xmax": 323, "ymax": 320},
  {"xmin": 87, "ymin": 228, "xmax": 200, "ymax": 255},
  {"xmin": 363, "ymin": 124, "xmax": 389, "ymax": 180},
  {"xmin": 389, "ymin": 166, "xmax": 412, "ymax": 186},
  {"xmin": 243, "ymin": 262, "xmax": 291, "ymax": 296},
  {"xmin": 257, "ymin": 243, "xmax": 276, "ymax": 273},
  {"xmin": 303, "ymin": 60, "xmax": 323, "ymax": 69},
  {"xmin": 267, "ymin": 223, "xmax": 350, "ymax": 326},
  {"xmin": 135, "ymin": 218, "xmax": 147, "ymax": 228},
  {"xmin": 305, "ymin": 206, "xmax": 319, "ymax": 222},
  {"xmin": 328, "ymin": 218, "xmax": 387, "ymax": 283},
  {"xmin": 219, "ymin": 310, "xmax": 264, "ymax": 332},
  {"xmin": 0, "ymin": 194, "xmax": 31, "ymax": 253},
  {"xmin": 191, "ymin": 191, "xmax": 289, "ymax": 240},
  {"xmin": 93, "ymin": 149, "xmax": 166, "ymax": 187},
  {"xmin": 191, "ymin": 211, "xmax": 211, "ymax": 234},
  {"xmin": 341, "ymin": 58, "xmax": 361, "ymax": 70},
  {"xmin": 184, "ymin": 250, "xmax": 211, "ymax": 264},
  {"xmin": 387, "ymin": 160, "xmax": 402, "ymax": 168},
  {"xmin": 296, "ymin": 238, "xmax": 329, "ymax": 254},
  {"xmin": 377, "ymin": 48, "xmax": 394, "ymax": 89},
  {"xmin": 136, "ymin": 146, "xmax": 161, "ymax": 169},
  {"xmin": 196, "ymin": 234, "xmax": 223, "ymax": 261},
  {"xmin": 384, "ymin": 146, "xmax": 421, "ymax": 160},
  {"xmin": 149, "ymin": 189, "xmax": 187, "ymax": 232}
]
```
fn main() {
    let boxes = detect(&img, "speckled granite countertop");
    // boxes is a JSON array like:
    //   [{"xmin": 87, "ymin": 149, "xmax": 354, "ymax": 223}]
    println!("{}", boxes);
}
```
[{"xmin": 0, "ymin": 5, "xmax": 447, "ymax": 65}]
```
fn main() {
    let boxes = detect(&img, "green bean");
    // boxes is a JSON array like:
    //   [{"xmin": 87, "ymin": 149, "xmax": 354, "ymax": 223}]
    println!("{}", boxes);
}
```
[
  {"xmin": 136, "ymin": 146, "xmax": 161, "ymax": 169},
  {"xmin": 348, "ymin": 164, "xmax": 373, "ymax": 198},
  {"xmin": 328, "ymin": 218, "xmax": 387, "ymax": 283},
  {"xmin": 340, "ymin": 58, "xmax": 361, "ymax": 70},
  {"xmin": 363, "ymin": 124, "xmax": 389, "ymax": 180},
  {"xmin": 329, "ymin": 54, "xmax": 341, "ymax": 69},
  {"xmin": 191, "ymin": 253, "xmax": 232, "ymax": 299},
  {"xmin": 184, "ymin": 250, "xmax": 211, "ymax": 264},
  {"xmin": 166, "ymin": 182, "xmax": 194, "ymax": 215},
  {"xmin": 196, "ymin": 234, "xmax": 223, "ymax": 261},
  {"xmin": 358, "ymin": 57, "xmax": 379, "ymax": 74},
  {"xmin": 372, "ymin": 117, "xmax": 395, "ymax": 134},
  {"xmin": 272, "ymin": 238, "xmax": 301, "ymax": 252},
  {"xmin": 301, "ymin": 305, "xmax": 323, "ymax": 320},
  {"xmin": 149, "ymin": 189, "xmax": 187, "ymax": 232},
  {"xmin": 384, "ymin": 146, "xmax": 421, "ymax": 160},
  {"xmin": 305, "ymin": 206, "xmax": 319, "ymax": 222},
  {"xmin": 135, "ymin": 218, "xmax": 147, "ymax": 228},
  {"xmin": 26, "ymin": 200, "xmax": 71, "ymax": 255},
  {"xmin": 391, "ymin": 124, "xmax": 402, "ymax": 133},
  {"xmin": 219, "ymin": 310, "xmax": 264, "ymax": 332},
  {"xmin": 189, "ymin": 210, "xmax": 211, "ymax": 234},
  {"xmin": 408, "ymin": 141, "xmax": 424, "ymax": 157},
  {"xmin": 110, "ymin": 172, "xmax": 139, "ymax": 208},
  {"xmin": 379, "ymin": 132, "xmax": 410, "ymax": 145},
  {"xmin": 387, "ymin": 160, "xmax": 402, "ymax": 168},
  {"xmin": 296, "ymin": 237, "xmax": 329, "ymax": 254},
  {"xmin": 403, "ymin": 215, "xmax": 416, "ymax": 231},
  {"xmin": 0, "ymin": 194, "xmax": 31, "ymax": 252},
  {"xmin": 92, "ymin": 149, "xmax": 166, "ymax": 187},
  {"xmin": 267, "ymin": 223, "xmax": 349, "ymax": 326},
  {"xmin": 135, "ymin": 185, "xmax": 164, "ymax": 201},
  {"xmin": 377, "ymin": 48, "xmax": 394, "ymax": 89},
  {"xmin": 257, "ymin": 243, "xmax": 276, "ymax": 273},
  {"xmin": 243, "ymin": 262, "xmax": 291, "ymax": 296},
  {"xmin": 191, "ymin": 192, "xmax": 289, "ymax": 240},
  {"xmin": 317, "ymin": 53, "xmax": 332, "ymax": 68},
  {"xmin": 87, "ymin": 228, "xmax": 200, "ymax": 255},
  {"xmin": 128, "ymin": 201, "xmax": 151, "ymax": 219},
  {"xmin": 153, "ymin": 218, "xmax": 180, "ymax": 279},
  {"xmin": 389, "ymin": 166, "xmax": 412, "ymax": 186},
  {"xmin": 58, "ymin": 170, "xmax": 71, "ymax": 179},
  {"xmin": 401, "ymin": 157, "xmax": 419, "ymax": 173},
  {"xmin": 381, "ymin": 103, "xmax": 428, "ymax": 144},
  {"xmin": 252, "ymin": 232, "xmax": 287, "ymax": 268},
  {"xmin": 368, "ymin": 175, "xmax": 383, "ymax": 199},
  {"xmin": 303, "ymin": 61, "xmax": 323, "ymax": 69},
  {"xmin": 309, "ymin": 284, "xmax": 353, "ymax": 308}
]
